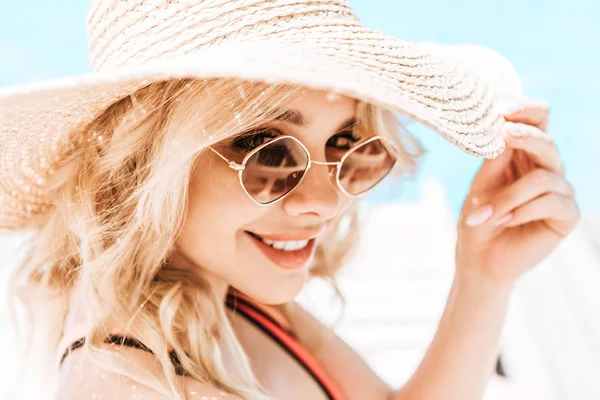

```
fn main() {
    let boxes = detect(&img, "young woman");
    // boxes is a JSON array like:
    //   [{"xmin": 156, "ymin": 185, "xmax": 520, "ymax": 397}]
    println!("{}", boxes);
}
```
[{"xmin": 0, "ymin": 1, "xmax": 579, "ymax": 399}]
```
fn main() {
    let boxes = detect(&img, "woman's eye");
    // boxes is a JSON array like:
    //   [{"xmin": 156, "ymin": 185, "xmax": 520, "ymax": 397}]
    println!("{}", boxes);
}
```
[
  {"xmin": 326, "ymin": 131, "xmax": 362, "ymax": 150},
  {"xmin": 232, "ymin": 129, "xmax": 278, "ymax": 152}
]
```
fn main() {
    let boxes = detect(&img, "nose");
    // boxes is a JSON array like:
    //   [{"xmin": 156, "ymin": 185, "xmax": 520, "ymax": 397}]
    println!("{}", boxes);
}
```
[{"xmin": 281, "ymin": 160, "xmax": 342, "ymax": 220}]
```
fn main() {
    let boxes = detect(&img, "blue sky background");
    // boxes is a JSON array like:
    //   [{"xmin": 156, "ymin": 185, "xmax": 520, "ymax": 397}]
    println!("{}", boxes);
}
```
[{"xmin": 1, "ymin": 0, "xmax": 598, "ymax": 216}]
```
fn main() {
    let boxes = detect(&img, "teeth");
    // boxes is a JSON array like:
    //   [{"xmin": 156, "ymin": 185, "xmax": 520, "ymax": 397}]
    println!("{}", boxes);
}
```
[
  {"xmin": 283, "ymin": 240, "xmax": 307, "ymax": 251},
  {"xmin": 247, "ymin": 232, "xmax": 311, "ymax": 251},
  {"xmin": 261, "ymin": 237, "xmax": 309, "ymax": 251}
]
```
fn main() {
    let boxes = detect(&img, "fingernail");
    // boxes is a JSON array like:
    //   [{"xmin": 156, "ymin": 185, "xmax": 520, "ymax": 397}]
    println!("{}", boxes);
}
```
[
  {"xmin": 506, "ymin": 122, "xmax": 523, "ymax": 137},
  {"xmin": 495, "ymin": 213, "xmax": 513, "ymax": 226},
  {"xmin": 498, "ymin": 102, "xmax": 523, "ymax": 116},
  {"xmin": 466, "ymin": 205, "xmax": 494, "ymax": 227}
]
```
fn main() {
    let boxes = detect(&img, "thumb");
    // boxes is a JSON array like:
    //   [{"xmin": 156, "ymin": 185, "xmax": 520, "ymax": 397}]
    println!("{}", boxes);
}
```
[{"xmin": 470, "ymin": 147, "xmax": 514, "ymax": 194}]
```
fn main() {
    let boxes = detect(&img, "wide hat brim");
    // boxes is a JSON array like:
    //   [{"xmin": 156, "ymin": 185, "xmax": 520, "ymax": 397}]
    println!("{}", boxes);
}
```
[{"xmin": 0, "ymin": 38, "xmax": 523, "ymax": 230}]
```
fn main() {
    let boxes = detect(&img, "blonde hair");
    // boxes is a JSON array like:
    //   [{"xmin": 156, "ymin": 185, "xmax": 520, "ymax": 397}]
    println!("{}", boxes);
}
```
[{"xmin": 6, "ymin": 77, "xmax": 425, "ymax": 399}]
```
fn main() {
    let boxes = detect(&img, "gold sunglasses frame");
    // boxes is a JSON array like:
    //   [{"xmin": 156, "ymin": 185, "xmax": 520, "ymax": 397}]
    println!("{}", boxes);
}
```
[{"xmin": 208, "ymin": 135, "xmax": 398, "ymax": 206}]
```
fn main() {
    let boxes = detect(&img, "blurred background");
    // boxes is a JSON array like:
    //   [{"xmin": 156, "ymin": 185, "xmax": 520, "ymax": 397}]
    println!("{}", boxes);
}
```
[{"xmin": 1, "ymin": 0, "xmax": 599, "ymax": 399}]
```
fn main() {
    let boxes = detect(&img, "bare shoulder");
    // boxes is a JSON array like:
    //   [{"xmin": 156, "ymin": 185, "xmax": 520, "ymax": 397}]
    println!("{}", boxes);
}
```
[{"xmin": 56, "ymin": 344, "xmax": 243, "ymax": 400}]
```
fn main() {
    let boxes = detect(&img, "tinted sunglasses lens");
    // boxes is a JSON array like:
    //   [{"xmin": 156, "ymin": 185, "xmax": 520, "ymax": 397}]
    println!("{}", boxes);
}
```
[
  {"xmin": 338, "ymin": 138, "xmax": 396, "ymax": 195},
  {"xmin": 241, "ymin": 137, "xmax": 309, "ymax": 204}
]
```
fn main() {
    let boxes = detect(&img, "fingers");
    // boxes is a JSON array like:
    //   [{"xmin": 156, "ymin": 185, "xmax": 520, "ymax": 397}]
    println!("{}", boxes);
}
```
[
  {"xmin": 502, "ymin": 122, "xmax": 564, "ymax": 175},
  {"xmin": 475, "ymin": 168, "xmax": 575, "ymax": 223},
  {"xmin": 500, "ymin": 98, "xmax": 550, "ymax": 131},
  {"xmin": 469, "ymin": 147, "xmax": 515, "ymax": 193},
  {"xmin": 501, "ymin": 193, "xmax": 580, "ymax": 232},
  {"xmin": 465, "ymin": 95, "xmax": 569, "ymax": 230},
  {"xmin": 471, "ymin": 97, "xmax": 554, "ymax": 194}
]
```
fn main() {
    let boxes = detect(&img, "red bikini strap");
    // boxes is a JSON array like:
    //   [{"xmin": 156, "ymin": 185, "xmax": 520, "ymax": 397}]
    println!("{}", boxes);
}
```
[{"xmin": 227, "ymin": 296, "xmax": 345, "ymax": 400}]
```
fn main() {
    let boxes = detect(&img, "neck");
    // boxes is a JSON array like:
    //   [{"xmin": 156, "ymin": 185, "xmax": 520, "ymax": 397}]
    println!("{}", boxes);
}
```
[
  {"xmin": 210, "ymin": 275, "xmax": 231, "ymax": 303},
  {"xmin": 165, "ymin": 249, "xmax": 230, "ymax": 303}
]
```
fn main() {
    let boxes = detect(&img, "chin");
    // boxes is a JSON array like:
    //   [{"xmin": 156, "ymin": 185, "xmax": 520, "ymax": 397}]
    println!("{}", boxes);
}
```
[{"xmin": 238, "ymin": 276, "xmax": 306, "ymax": 305}]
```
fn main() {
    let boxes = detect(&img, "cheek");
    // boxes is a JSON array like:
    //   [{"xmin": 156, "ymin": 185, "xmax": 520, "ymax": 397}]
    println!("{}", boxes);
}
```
[{"xmin": 177, "ymin": 164, "xmax": 259, "ymax": 266}]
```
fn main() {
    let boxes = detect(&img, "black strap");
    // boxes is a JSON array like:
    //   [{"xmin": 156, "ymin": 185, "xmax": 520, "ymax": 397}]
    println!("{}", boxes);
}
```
[
  {"xmin": 60, "ymin": 334, "xmax": 188, "ymax": 376},
  {"xmin": 60, "ymin": 293, "xmax": 331, "ymax": 398}
]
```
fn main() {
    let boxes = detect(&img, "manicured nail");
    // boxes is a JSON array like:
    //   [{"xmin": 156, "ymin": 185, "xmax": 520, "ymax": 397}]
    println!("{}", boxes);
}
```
[
  {"xmin": 506, "ymin": 122, "xmax": 524, "ymax": 137},
  {"xmin": 466, "ymin": 204, "xmax": 494, "ymax": 227},
  {"xmin": 495, "ymin": 213, "xmax": 514, "ymax": 226},
  {"xmin": 502, "ymin": 122, "xmax": 523, "ymax": 139},
  {"xmin": 498, "ymin": 102, "xmax": 523, "ymax": 116}
]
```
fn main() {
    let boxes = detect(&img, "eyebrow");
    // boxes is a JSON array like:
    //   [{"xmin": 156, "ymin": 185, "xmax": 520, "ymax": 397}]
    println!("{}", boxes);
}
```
[{"xmin": 274, "ymin": 108, "xmax": 357, "ymax": 132}]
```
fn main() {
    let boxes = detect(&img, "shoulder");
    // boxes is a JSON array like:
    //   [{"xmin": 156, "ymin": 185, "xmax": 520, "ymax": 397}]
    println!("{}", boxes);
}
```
[{"xmin": 56, "ymin": 343, "xmax": 244, "ymax": 400}]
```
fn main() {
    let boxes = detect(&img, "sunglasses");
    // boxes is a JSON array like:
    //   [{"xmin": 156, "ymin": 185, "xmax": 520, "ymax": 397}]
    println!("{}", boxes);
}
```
[{"xmin": 208, "ymin": 135, "xmax": 398, "ymax": 206}]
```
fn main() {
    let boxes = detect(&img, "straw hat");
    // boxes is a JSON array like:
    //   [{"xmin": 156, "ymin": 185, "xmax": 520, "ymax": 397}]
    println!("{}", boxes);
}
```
[{"xmin": 0, "ymin": 0, "xmax": 523, "ymax": 231}]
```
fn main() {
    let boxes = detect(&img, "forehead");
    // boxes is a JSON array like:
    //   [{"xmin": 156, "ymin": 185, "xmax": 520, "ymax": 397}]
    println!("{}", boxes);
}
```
[{"xmin": 285, "ymin": 89, "xmax": 357, "ymax": 125}]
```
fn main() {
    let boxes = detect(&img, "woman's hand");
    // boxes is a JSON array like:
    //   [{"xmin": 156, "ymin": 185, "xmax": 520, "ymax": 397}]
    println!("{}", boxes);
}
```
[{"xmin": 456, "ymin": 98, "xmax": 580, "ymax": 286}]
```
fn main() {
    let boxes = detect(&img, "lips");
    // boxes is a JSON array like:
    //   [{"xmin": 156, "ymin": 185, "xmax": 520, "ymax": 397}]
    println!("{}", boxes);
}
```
[
  {"xmin": 246, "ymin": 231, "xmax": 266, "ymax": 241},
  {"xmin": 244, "ymin": 225, "xmax": 326, "ymax": 242},
  {"xmin": 244, "ymin": 231, "xmax": 317, "ymax": 270}
]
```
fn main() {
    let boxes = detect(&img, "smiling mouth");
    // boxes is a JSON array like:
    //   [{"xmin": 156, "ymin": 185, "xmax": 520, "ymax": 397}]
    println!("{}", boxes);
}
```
[
  {"xmin": 244, "ymin": 231, "xmax": 317, "ymax": 270},
  {"xmin": 245, "ymin": 231, "xmax": 311, "ymax": 251}
]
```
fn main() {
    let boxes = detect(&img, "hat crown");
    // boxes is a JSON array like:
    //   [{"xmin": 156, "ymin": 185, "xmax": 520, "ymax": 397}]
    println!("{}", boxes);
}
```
[{"xmin": 86, "ymin": 0, "xmax": 359, "ymax": 72}]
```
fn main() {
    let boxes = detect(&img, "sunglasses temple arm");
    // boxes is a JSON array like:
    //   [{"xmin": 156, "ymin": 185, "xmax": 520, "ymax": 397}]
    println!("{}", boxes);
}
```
[{"xmin": 207, "ymin": 146, "xmax": 245, "ymax": 171}]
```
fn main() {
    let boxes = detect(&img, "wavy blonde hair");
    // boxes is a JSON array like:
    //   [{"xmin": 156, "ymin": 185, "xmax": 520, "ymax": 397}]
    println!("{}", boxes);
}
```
[{"xmin": 6, "ymin": 77, "xmax": 425, "ymax": 399}]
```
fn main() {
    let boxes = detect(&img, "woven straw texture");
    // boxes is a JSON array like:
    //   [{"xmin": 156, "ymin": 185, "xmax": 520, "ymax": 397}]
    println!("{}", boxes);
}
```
[{"xmin": 0, "ymin": 0, "xmax": 523, "ymax": 231}]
